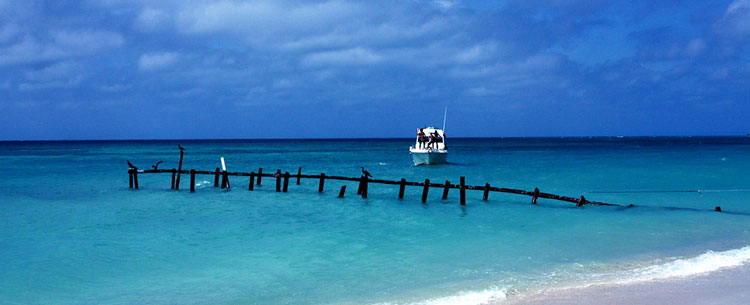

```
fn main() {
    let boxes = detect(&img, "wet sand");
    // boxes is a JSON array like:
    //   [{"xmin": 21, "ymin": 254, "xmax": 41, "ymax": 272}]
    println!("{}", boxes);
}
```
[{"xmin": 505, "ymin": 265, "xmax": 750, "ymax": 305}]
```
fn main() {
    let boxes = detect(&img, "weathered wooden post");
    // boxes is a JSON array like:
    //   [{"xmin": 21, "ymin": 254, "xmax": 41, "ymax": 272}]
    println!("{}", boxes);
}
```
[
  {"xmin": 133, "ymin": 170, "xmax": 139, "ymax": 189},
  {"xmin": 221, "ymin": 170, "xmax": 229, "ymax": 189},
  {"xmin": 357, "ymin": 176, "xmax": 364, "ymax": 195},
  {"xmin": 338, "ymin": 185, "xmax": 346, "ymax": 198},
  {"xmin": 532, "ymin": 188, "xmax": 539, "ymax": 204},
  {"xmin": 421, "ymin": 179, "xmax": 430, "ymax": 203},
  {"xmin": 577, "ymin": 195, "xmax": 586, "ymax": 207},
  {"xmin": 296, "ymin": 167, "xmax": 302, "ymax": 185},
  {"xmin": 214, "ymin": 167, "xmax": 220, "ymax": 187},
  {"xmin": 283, "ymin": 172, "xmax": 290, "ymax": 192},
  {"xmin": 318, "ymin": 173, "xmax": 326, "ymax": 192},
  {"xmin": 128, "ymin": 169, "xmax": 133, "ymax": 189},
  {"xmin": 175, "ymin": 148, "xmax": 184, "ymax": 190},
  {"xmin": 483, "ymin": 183, "xmax": 490, "ymax": 200},
  {"xmin": 257, "ymin": 168, "xmax": 263, "ymax": 185},
  {"xmin": 362, "ymin": 175, "xmax": 368, "ymax": 199},
  {"xmin": 190, "ymin": 169, "xmax": 196, "ymax": 192},
  {"xmin": 248, "ymin": 172, "xmax": 255, "ymax": 191},
  {"xmin": 442, "ymin": 180, "xmax": 450, "ymax": 200},
  {"xmin": 275, "ymin": 169, "xmax": 281, "ymax": 192},
  {"xmin": 398, "ymin": 178, "xmax": 406, "ymax": 199},
  {"xmin": 459, "ymin": 176, "xmax": 466, "ymax": 205},
  {"xmin": 171, "ymin": 168, "xmax": 176, "ymax": 189}
]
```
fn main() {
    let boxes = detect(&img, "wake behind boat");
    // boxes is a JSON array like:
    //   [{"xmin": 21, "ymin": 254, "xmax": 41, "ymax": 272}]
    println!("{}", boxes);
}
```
[{"xmin": 409, "ymin": 127, "xmax": 447, "ymax": 165}]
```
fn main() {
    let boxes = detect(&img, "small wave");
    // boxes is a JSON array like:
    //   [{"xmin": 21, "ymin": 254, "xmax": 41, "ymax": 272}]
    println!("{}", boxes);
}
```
[
  {"xmin": 616, "ymin": 246, "xmax": 750, "ymax": 284},
  {"xmin": 379, "ymin": 162, "xmax": 388, "ymax": 165},
  {"xmin": 195, "ymin": 181, "xmax": 212, "ymax": 188},
  {"xmin": 374, "ymin": 287, "xmax": 507, "ymax": 305}
]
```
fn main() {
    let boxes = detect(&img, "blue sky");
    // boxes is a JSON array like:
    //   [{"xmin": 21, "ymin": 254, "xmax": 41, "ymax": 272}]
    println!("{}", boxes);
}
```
[{"xmin": 1, "ymin": 0, "xmax": 748, "ymax": 140}]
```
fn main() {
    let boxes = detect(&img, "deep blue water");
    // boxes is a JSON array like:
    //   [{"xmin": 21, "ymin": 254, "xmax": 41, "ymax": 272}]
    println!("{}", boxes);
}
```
[{"xmin": 1, "ymin": 137, "xmax": 750, "ymax": 304}]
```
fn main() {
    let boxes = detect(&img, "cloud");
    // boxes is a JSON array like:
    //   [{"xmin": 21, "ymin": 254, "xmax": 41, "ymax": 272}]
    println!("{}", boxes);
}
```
[
  {"xmin": 138, "ymin": 52, "xmax": 179, "ymax": 71},
  {"xmin": 302, "ymin": 47, "xmax": 382, "ymax": 66},
  {"xmin": 0, "ymin": 29, "xmax": 123, "ymax": 66},
  {"xmin": 716, "ymin": 0, "xmax": 750, "ymax": 38},
  {"xmin": 134, "ymin": 8, "xmax": 170, "ymax": 32}
]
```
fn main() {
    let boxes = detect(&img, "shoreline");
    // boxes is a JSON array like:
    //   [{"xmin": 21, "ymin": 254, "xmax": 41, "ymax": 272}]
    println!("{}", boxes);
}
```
[{"xmin": 503, "ymin": 263, "xmax": 750, "ymax": 305}]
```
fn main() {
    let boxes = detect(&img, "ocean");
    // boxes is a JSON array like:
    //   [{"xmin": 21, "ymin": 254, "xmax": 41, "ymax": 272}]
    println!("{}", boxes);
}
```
[{"xmin": 1, "ymin": 137, "xmax": 750, "ymax": 304}]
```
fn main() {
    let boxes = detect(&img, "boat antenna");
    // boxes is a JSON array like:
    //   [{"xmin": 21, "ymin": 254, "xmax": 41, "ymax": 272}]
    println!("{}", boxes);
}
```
[{"xmin": 442, "ymin": 106, "xmax": 447, "ymax": 131}]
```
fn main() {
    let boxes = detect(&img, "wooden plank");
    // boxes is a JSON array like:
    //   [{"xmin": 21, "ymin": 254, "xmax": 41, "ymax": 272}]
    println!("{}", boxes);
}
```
[
  {"xmin": 248, "ymin": 172, "xmax": 255, "ymax": 191},
  {"xmin": 442, "ymin": 180, "xmax": 450, "ymax": 199},
  {"xmin": 362, "ymin": 176, "xmax": 368, "ymax": 199},
  {"xmin": 398, "ymin": 178, "xmax": 406, "ymax": 199},
  {"xmin": 275, "ymin": 169, "xmax": 281, "ymax": 192},
  {"xmin": 459, "ymin": 176, "xmax": 466, "ymax": 205},
  {"xmin": 283, "ymin": 172, "xmax": 290, "ymax": 192},
  {"xmin": 190, "ymin": 169, "xmax": 196, "ymax": 192},
  {"xmin": 171, "ymin": 168, "xmax": 176, "ymax": 189},
  {"xmin": 422, "ymin": 179, "xmax": 430, "ymax": 203},
  {"xmin": 175, "ymin": 150, "xmax": 183, "ymax": 190}
]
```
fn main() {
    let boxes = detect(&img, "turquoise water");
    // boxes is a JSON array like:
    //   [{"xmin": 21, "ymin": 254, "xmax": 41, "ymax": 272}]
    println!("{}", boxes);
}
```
[{"xmin": 2, "ymin": 138, "xmax": 750, "ymax": 304}]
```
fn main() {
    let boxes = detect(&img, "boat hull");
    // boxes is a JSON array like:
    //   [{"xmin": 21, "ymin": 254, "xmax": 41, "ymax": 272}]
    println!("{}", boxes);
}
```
[{"xmin": 411, "ymin": 151, "xmax": 447, "ymax": 165}]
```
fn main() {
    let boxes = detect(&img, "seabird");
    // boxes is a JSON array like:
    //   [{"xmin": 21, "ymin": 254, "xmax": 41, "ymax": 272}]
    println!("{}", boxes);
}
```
[
  {"xmin": 178, "ymin": 144, "xmax": 185, "ymax": 151},
  {"xmin": 152, "ymin": 161, "xmax": 163, "ymax": 170},
  {"xmin": 360, "ymin": 167, "xmax": 373, "ymax": 178},
  {"xmin": 127, "ymin": 160, "xmax": 137, "ymax": 169}
]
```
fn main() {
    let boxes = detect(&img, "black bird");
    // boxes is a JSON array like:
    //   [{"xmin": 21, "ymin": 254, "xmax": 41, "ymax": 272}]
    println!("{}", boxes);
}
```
[
  {"xmin": 360, "ymin": 167, "xmax": 373, "ymax": 178},
  {"xmin": 127, "ymin": 160, "xmax": 137, "ymax": 169},
  {"xmin": 178, "ymin": 144, "xmax": 185, "ymax": 151},
  {"xmin": 152, "ymin": 160, "xmax": 163, "ymax": 170}
]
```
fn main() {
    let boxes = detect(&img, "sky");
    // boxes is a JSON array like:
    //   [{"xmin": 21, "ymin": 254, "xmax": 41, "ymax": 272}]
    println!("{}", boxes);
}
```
[{"xmin": 0, "ymin": 0, "xmax": 748, "ymax": 140}]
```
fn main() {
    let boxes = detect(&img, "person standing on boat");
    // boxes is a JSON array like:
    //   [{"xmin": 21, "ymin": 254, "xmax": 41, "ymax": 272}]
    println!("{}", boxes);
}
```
[{"xmin": 417, "ymin": 128, "xmax": 427, "ymax": 149}]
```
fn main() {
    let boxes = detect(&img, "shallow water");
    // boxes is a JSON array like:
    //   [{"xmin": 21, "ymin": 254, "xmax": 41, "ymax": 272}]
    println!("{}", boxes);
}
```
[{"xmin": 1, "ymin": 137, "xmax": 749, "ymax": 304}]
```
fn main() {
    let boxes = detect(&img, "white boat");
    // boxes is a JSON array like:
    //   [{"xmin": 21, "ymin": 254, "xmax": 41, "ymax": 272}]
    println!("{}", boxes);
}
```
[{"xmin": 409, "ymin": 127, "xmax": 447, "ymax": 165}]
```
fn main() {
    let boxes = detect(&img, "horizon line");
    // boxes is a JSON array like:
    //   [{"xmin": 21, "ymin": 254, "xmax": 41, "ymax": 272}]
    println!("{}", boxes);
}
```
[{"xmin": 1, "ymin": 135, "xmax": 748, "ymax": 142}]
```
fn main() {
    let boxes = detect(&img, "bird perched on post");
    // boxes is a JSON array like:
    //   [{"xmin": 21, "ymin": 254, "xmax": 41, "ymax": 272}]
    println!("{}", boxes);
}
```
[
  {"xmin": 127, "ymin": 160, "xmax": 137, "ymax": 169},
  {"xmin": 360, "ymin": 167, "xmax": 373, "ymax": 178},
  {"xmin": 178, "ymin": 144, "xmax": 185, "ymax": 151},
  {"xmin": 152, "ymin": 161, "xmax": 163, "ymax": 170}
]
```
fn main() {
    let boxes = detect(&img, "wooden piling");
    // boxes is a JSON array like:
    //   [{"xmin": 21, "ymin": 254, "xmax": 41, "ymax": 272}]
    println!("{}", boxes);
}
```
[
  {"xmin": 357, "ymin": 175, "xmax": 364, "ymax": 195},
  {"xmin": 171, "ymin": 168, "xmax": 176, "ymax": 189},
  {"xmin": 133, "ymin": 171, "xmax": 139, "ymax": 189},
  {"xmin": 532, "ymin": 188, "xmax": 539, "ymax": 204},
  {"xmin": 214, "ymin": 167, "xmax": 220, "ymax": 187},
  {"xmin": 248, "ymin": 172, "xmax": 255, "ymax": 191},
  {"xmin": 362, "ymin": 176, "xmax": 368, "ymax": 199},
  {"xmin": 577, "ymin": 196, "xmax": 586, "ymax": 207},
  {"xmin": 283, "ymin": 172, "xmax": 290, "ymax": 192},
  {"xmin": 128, "ymin": 170, "xmax": 133, "ymax": 188},
  {"xmin": 190, "ymin": 169, "xmax": 196, "ymax": 192},
  {"xmin": 296, "ymin": 167, "xmax": 302, "ymax": 185},
  {"xmin": 338, "ymin": 185, "xmax": 346, "ymax": 198},
  {"xmin": 257, "ymin": 168, "xmax": 263, "ymax": 185},
  {"xmin": 442, "ymin": 180, "xmax": 450, "ymax": 200},
  {"xmin": 318, "ymin": 173, "xmax": 326, "ymax": 192},
  {"xmin": 483, "ymin": 183, "xmax": 490, "ymax": 200},
  {"xmin": 459, "ymin": 176, "xmax": 466, "ymax": 205},
  {"xmin": 398, "ymin": 178, "xmax": 406, "ymax": 199},
  {"xmin": 221, "ymin": 170, "xmax": 230, "ymax": 189},
  {"xmin": 422, "ymin": 179, "xmax": 430, "ymax": 203},
  {"xmin": 175, "ymin": 149, "xmax": 184, "ymax": 190},
  {"xmin": 275, "ymin": 169, "xmax": 281, "ymax": 192}
]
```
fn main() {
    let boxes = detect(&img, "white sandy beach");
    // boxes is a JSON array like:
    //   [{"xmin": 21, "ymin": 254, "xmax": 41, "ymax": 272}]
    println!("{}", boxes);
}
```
[{"xmin": 504, "ymin": 264, "xmax": 750, "ymax": 305}]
